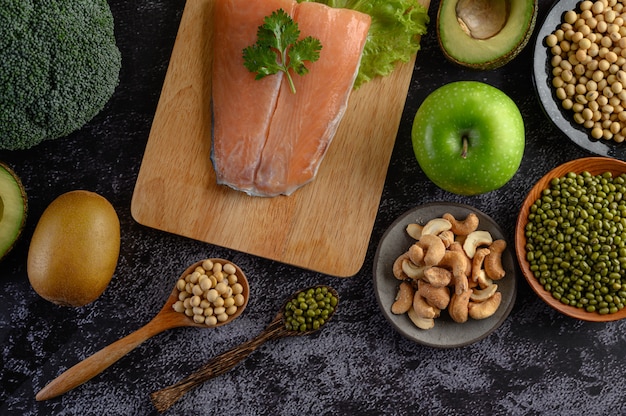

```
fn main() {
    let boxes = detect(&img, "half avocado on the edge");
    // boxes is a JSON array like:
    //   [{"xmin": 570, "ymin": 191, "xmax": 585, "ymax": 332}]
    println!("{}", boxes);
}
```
[
  {"xmin": 0, "ymin": 161, "xmax": 27, "ymax": 261},
  {"xmin": 437, "ymin": 0, "xmax": 538, "ymax": 70}
]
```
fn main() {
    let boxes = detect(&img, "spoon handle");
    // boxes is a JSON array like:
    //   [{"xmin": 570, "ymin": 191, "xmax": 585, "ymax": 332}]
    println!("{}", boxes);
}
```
[
  {"xmin": 36, "ymin": 317, "xmax": 172, "ymax": 401},
  {"xmin": 151, "ymin": 316, "xmax": 287, "ymax": 413}
]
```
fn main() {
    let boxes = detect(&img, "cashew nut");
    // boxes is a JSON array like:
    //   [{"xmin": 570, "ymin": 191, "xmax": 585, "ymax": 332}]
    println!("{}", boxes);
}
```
[
  {"xmin": 422, "ymin": 266, "xmax": 452, "ymax": 287},
  {"xmin": 484, "ymin": 239, "xmax": 507, "ymax": 280},
  {"xmin": 402, "ymin": 258, "xmax": 427, "ymax": 280},
  {"xmin": 393, "ymin": 252, "xmax": 410, "ymax": 280},
  {"xmin": 421, "ymin": 218, "xmax": 452, "ymax": 236},
  {"xmin": 415, "ymin": 234, "xmax": 446, "ymax": 266},
  {"xmin": 406, "ymin": 223, "xmax": 423, "ymax": 240},
  {"xmin": 470, "ymin": 247, "xmax": 490, "ymax": 282},
  {"xmin": 437, "ymin": 250, "xmax": 468, "ymax": 280},
  {"xmin": 437, "ymin": 250, "xmax": 469, "ymax": 294},
  {"xmin": 453, "ymin": 274, "xmax": 469, "ymax": 295},
  {"xmin": 418, "ymin": 280, "xmax": 450, "ymax": 310},
  {"xmin": 448, "ymin": 242, "xmax": 472, "ymax": 277},
  {"xmin": 448, "ymin": 288, "xmax": 472, "ymax": 323},
  {"xmin": 391, "ymin": 281, "xmax": 415, "ymax": 314},
  {"xmin": 470, "ymin": 283, "xmax": 498, "ymax": 302},
  {"xmin": 408, "ymin": 244, "xmax": 425, "ymax": 265},
  {"xmin": 462, "ymin": 230, "xmax": 493, "ymax": 259},
  {"xmin": 413, "ymin": 291, "xmax": 437, "ymax": 319},
  {"xmin": 442, "ymin": 212, "xmax": 479, "ymax": 236},
  {"xmin": 438, "ymin": 230, "xmax": 455, "ymax": 248},
  {"xmin": 475, "ymin": 269, "xmax": 494, "ymax": 289},
  {"xmin": 468, "ymin": 291, "xmax": 502, "ymax": 319},
  {"xmin": 407, "ymin": 307, "xmax": 435, "ymax": 329},
  {"xmin": 468, "ymin": 277, "xmax": 478, "ymax": 289}
]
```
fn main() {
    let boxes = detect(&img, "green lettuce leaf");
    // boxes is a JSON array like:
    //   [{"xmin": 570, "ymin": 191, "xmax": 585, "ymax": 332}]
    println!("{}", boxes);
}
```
[{"xmin": 299, "ymin": 0, "xmax": 429, "ymax": 88}]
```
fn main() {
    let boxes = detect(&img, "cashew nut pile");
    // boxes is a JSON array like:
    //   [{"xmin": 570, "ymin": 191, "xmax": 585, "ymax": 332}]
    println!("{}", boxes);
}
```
[{"xmin": 391, "ymin": 212, "xmax": 507, "ymax": 330}]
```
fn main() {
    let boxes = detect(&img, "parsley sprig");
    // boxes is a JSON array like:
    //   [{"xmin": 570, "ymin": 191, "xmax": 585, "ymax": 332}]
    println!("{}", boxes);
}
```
[{"xmin": 243, "ymin": 9, "xmax": 322, "ymax": 94}]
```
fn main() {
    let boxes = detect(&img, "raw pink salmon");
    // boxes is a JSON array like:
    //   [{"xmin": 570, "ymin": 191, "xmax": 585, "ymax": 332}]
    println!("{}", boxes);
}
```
[
  {"xmin": 211, "ymin": 0, "xmax": 371, "ymax": 197},
  {"xmin": 211, "ymin": 0, "xmax": 296, "ymax": 194}
]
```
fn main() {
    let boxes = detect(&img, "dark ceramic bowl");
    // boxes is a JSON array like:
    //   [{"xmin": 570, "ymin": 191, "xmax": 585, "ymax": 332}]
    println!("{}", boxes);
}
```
[
  {"xmin": 373, "ymin": 202, "xmax": 517, "ymax": 348},
  {"xmin": 533, "ymin": 0, "xmax": 626, "ymax": 160}
]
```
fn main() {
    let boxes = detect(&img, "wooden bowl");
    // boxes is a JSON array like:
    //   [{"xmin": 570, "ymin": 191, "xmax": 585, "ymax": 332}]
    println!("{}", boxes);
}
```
[{"xmin": 515, "ymin": 157, "xmax": 626, "ymax": 322}]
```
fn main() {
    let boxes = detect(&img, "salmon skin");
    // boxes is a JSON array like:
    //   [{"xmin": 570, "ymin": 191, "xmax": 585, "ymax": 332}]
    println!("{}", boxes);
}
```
[{"xmin": 211, "ymin": 0, "xmax": 371, "ymax": 197}]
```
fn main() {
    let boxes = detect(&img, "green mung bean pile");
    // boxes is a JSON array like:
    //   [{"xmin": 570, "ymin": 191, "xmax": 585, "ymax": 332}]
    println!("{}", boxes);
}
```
[
  {"xmin": 284, "ymin": 286, "xmax": 338, "ymax": 331},
  {"xmin": 524, "ymin": 171, "xmax": 626, "ymax": 314}
]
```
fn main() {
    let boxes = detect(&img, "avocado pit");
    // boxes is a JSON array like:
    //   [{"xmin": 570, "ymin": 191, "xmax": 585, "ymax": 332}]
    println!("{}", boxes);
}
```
[{"xmin": 456, "ymin": 0, "xmax": 509, "ymax": 40}]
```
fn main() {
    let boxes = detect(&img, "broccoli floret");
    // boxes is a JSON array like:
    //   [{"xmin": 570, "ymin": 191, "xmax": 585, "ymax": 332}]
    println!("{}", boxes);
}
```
[{"xmin": 0, "ymin": 0, "xmax": 122, "ymax": 150}]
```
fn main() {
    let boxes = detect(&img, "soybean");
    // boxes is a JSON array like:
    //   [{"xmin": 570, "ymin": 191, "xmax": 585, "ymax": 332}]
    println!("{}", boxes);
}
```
[
  {"xmin": 547, "ymin": 0, "xmax": 626, "ymax": 143},
  {"xmin": 172, "ymin": 260, "xmax": 245, "ymax": 325},
  {"xmin": 525, "ymin": 171, "xmax": 626, "ymax": 314}
]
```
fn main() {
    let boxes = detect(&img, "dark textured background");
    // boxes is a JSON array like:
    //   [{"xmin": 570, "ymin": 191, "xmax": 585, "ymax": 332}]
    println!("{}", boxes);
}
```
[{"xmin": 2, "ymin": 0, "xmax": 625, "ymax": 415}]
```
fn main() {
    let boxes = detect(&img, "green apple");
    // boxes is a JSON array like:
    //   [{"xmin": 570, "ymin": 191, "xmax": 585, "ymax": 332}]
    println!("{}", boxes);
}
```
[{"xmin": 411, "ymin": 81, "xmax": 525, "ymax": 195}]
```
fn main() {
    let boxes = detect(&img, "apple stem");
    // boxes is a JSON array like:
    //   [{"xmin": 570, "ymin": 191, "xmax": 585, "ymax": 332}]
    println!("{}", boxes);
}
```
[{"xmin": 461, "ymin": 136, "xmax": 468, "ymax": 159}]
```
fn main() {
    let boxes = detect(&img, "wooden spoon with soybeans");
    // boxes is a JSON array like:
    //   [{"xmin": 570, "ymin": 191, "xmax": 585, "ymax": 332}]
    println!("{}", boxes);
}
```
[{"xmin": 35, "ymin": 258, "xmax": 249, "ymax": 401}]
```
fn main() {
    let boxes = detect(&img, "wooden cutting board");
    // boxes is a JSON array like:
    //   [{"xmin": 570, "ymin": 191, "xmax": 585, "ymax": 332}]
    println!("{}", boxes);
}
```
[{"xmin": 131, "ymin": 0, "xmax": 430, "ymax": 277}]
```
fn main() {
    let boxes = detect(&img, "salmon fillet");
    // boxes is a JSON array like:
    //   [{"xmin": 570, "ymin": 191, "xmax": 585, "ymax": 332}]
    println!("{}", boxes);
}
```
[
  {"xmin": 211, "ymin": 0, "xmax": 371, "ymax": 197},
  {"xmin": 211, "ymin": 0, "xmax": 297, "ymax": 194}
]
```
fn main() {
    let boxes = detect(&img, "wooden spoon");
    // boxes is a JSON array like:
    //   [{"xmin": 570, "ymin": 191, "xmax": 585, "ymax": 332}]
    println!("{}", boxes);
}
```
[
  {"xmin": 35, "ymin": 258, "xmax": 249, "ymax": 401},
  {"xmin": 150, "ymin": 285, "xmax": 339, "ymax": 413}
]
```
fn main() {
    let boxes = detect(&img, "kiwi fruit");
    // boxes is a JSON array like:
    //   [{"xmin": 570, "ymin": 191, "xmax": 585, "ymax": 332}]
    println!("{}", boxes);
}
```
[{"xmin": 27, "ymin": 190, "xmax": 120, "ymax": 307}]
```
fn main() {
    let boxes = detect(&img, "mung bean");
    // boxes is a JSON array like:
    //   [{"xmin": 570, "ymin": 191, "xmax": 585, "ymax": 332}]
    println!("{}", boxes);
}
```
[
  {"xmin": 525, "ymin": 171, "xmax": 626, "ymax": 314},
  {"xmin": 284, "ymin": 286, "xmax": 338, "ymax": 331}
]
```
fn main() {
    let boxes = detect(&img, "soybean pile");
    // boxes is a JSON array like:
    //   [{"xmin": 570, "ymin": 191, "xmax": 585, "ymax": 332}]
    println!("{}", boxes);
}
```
[
  {"xmin": 524, "ymin": 171, "xmax": 626, "ymax": 314},
  {"xmin": 546, "ymin": 0, "xmax": 626, "ymax": 144}
]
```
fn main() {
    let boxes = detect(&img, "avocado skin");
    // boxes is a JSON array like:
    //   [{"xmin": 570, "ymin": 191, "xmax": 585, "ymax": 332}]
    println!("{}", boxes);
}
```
[
  {"xmin": 437, "ymin": 0, "xmax": 539, "ymax": 70},
  {"xmin": 0, "ymin": 161, "xmax": 28, "ymax": 262}
]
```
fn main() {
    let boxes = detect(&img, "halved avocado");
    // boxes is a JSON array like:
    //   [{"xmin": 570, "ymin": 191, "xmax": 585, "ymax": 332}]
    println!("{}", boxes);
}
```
[
  {"xmin": 437, "ymin": 0, "xmax": 538, "ymax": 70},
  {"xmin": 0, "ymin": 161, "xmax": 27, "ymax": 261}
]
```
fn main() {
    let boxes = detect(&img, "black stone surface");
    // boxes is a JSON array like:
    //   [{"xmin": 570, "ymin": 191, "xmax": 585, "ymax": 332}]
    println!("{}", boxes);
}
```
[{"xmin": 1, "ymin": 0, "xmax": 625, "ymax": 415}]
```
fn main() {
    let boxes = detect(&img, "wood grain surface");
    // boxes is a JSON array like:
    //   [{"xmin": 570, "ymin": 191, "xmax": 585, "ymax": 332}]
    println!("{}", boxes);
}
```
[{"xmin": 131, "ymin": 0, "xmax": 430, "ymax": 277}]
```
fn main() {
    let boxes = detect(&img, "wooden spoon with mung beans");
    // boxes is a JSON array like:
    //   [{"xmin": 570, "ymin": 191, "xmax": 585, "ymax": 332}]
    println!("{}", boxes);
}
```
[
  {"xmin": 150, "ymin": 285, "xmax": 339, "ymax": 413},
  {"xmin": 35, "ymin": 258, "xmax": 249, "ymax": 401}
]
